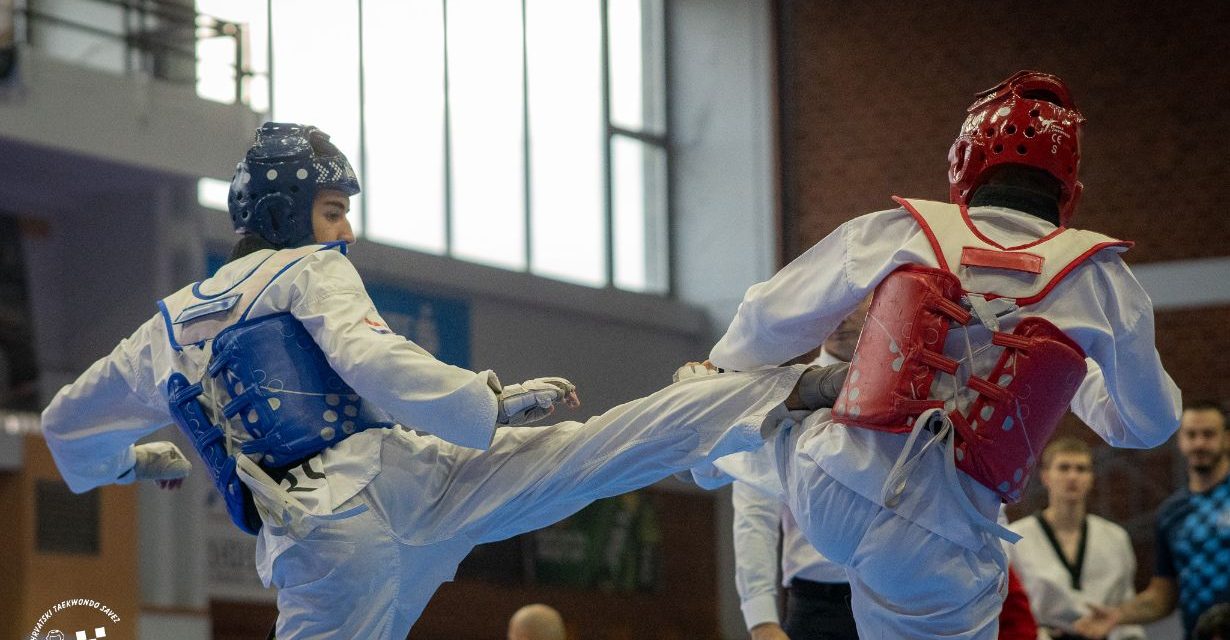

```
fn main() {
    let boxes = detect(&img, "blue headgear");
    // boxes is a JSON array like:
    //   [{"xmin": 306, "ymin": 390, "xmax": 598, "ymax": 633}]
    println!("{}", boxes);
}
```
[{"xmin": 228, "ymin": 122, "xmax": 360, "ymax": 248}]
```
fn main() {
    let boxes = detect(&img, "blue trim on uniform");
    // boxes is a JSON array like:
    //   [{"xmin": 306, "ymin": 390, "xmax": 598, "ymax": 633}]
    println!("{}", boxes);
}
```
[
  {"xmin": 319, "ymin": 239, "xmax": 348, "ymax": 255},
  {"xmin": 157, "ymin": 299, "xmax": 186, "ymax": 352},
  {"xmin": 191, "ymin": 251, "xmax": 277, "ymax": 299},
  {"xmin": 237, "ymin": 244, "xmax": 345, "ymax": 323}
]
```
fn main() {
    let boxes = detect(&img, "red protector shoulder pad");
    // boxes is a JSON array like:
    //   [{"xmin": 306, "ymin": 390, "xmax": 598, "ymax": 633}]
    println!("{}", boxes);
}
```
[
  {"xmin": 951, "ymin": 317, "xmax": 1087, "ymax": 502},
  {"xmin": 833, "ymin": 265, "xmax": 971, "ymax": 432}
]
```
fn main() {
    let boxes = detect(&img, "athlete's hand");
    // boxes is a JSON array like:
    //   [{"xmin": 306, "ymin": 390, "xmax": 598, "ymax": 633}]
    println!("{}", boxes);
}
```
[
  {"xmin": 1072, "ymin": 603, "xmax": 1120, "ymax": 639},
  {"xmin": 673, "ymin": 360, "xmax": 720, "ymax": 383},
  {"xmin": 749, "ymin": 622, "xmax": 789, "ymax": 640},
  {"xmin": 497, "ymin": 377, "xmax": 580, "ymax": 426},
  {"xmin": 119, "ymin": 442, "xmax": 192, "ymax": 489}
]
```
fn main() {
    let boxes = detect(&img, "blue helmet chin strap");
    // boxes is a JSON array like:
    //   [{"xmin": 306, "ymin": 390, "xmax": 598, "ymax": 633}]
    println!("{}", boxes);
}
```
[{"xmin": 228, "ymin": 122, "xmax": 360, "ymax": 249}]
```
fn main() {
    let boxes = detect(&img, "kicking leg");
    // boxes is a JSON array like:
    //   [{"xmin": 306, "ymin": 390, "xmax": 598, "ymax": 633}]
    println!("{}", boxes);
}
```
[{"xmin": 371, "ymin": 366, "xmax": 808, "ymax": 546}]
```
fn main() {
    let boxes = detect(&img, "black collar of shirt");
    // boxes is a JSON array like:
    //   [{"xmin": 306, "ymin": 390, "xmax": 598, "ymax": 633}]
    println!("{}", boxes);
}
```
[
  {"xmin": 968, "ymin": 184, "xmax": 1062, "ymax": 227},
  {"xmin": 1034, "ymin": 511, "xmax": 1089, "ymax": 590}
]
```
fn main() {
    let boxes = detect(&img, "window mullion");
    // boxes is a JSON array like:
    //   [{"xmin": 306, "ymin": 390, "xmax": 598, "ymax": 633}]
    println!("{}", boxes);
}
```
[
  {"xmin": 600, "ymin": 0, "xmax": 614, "ymax": 288},
  {"xmin": 442, "ymin": 0, "xmax": 454, "ymax": 256},
  {"xmin": 521, "ymin": 0, "xmax": 532, "ymax": 272}
]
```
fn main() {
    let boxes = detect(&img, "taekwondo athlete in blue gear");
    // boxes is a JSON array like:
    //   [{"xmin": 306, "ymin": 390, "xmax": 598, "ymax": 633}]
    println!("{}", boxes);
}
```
[
  {"xmin": 43, "ymin": 121, "xmax": 580, "ymax": 530},
  {"xmin": 228, "ymin": 122, "xmax": 360, "ymax": 250},
  {"xmin": 42, "ymin": 121, "xmax": 850, "ymax": 639},
  {"xmin": 164, "ymin": 123, "xmax": 383, "ymax": 534}
]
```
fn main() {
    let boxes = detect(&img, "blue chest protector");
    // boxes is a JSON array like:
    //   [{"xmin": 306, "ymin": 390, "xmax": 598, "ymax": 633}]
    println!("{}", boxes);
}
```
[
  {"xmin": 168, "ymin": 313, "xmax": 395, "ymax": 534},
  {"xmin": 161, "ymin": 244, "xmax": 394, "ymax": 535}
]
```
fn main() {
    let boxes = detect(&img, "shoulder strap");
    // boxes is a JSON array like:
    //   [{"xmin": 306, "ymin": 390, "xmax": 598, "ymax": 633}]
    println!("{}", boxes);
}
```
[
  {"xmin": 893, "ymin": 196, "xmax": 1132, "ymax": 303},
  {"xmin": 158, "ymin": 243, "xmax": 343, "ymax": 350}
]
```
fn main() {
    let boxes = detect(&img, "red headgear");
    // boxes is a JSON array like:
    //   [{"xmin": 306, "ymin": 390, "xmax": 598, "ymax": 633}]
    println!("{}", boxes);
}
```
[{"xmin": 948, "ymin": 71, "xmax": 1086, "ymax": 226}]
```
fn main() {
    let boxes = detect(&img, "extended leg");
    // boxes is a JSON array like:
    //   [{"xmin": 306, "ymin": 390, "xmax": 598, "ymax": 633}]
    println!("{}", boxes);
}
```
[{"xmin": 368, "ymin": 366, "xmax": 808, "ymax": 546}]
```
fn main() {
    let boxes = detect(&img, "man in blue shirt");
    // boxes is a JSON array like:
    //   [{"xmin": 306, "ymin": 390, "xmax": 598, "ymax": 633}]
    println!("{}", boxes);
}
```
[{"xmin": 1077, "ymin": 400, "xmax": 1230, "ymax": 638}]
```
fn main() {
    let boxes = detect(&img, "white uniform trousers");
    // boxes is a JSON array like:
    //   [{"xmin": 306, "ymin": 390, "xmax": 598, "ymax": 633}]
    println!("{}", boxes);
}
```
[
  {"xmin": 265, "ymin": 366, "xmax": 804, "ymax": 639},
  {"xmin": 775, "ymin": 418, "xmax": 1009, "ymax": 640}
]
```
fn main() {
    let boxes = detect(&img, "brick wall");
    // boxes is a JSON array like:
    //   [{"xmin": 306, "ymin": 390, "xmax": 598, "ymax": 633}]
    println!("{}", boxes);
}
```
[
  {"xmin": 777, "ymin": 0, "xmax": 1230, "ymax": 589},
  {"xmin": 777, "ymin": 0, "xmax": 1230, "ymax": 262}
]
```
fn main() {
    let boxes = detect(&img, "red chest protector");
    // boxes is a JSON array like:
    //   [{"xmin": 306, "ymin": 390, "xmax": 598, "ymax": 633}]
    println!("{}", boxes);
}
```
[{"xmin": 831, "ymin": 198, "xmax": 1132, "ymax": 502}]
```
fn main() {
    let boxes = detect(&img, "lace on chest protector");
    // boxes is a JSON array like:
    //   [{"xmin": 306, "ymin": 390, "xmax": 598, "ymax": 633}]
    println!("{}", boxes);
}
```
[{"xmin": 830, "ymin": 198, "xmax": 1130, "ymax": 503}]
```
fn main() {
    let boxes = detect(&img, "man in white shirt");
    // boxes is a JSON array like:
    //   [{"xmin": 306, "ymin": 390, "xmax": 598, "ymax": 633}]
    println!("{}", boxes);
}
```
[
  {"xmin": 734, "ymin": 303, "xmax": 867, "ymax": 640},
  {"xmin": 41, "ymin": 123, "xmax": 849, "ymax": 640},
  {"xmin": 1009, "ymin": 436, "xmax": 1145, "ymax": 640},
  {"xmin": 695, "ymin": 70, "xmax": 1181, "ymax": 639}
]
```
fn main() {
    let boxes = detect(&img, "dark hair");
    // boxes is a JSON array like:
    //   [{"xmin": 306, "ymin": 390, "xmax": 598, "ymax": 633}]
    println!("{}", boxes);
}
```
[
  {"xmin": 981, "ymin": 165, "xmax": 1063, "ymax": 200},
  {"xmin": 1195, "ymin": 603, "xmax": 1230, "ymax": 640},
  {"xmin": 227, "ymin": 234, "xmax": 278, "ymax": 263},
  {"xmin": 1041, "ymin": 436, "xmax": 1093, "ymax": 469},
  {"xmin": 1183, "ymin": 400, "xmax": 1229, "ymax": 430}
]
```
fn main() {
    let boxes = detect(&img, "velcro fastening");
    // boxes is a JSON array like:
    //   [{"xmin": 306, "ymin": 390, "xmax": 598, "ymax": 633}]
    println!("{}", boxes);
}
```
[
  {"xmin": 919, "ymin": 349, "xmax": 961, "ymax": 375},
  {"xmin": 960, "ymin": 247, "xmax": 1044, "ymax": 274},
  {"xmin": 930, "ymin": 296, "xmax": 973, "ymax": 324},
  {"xmin": 967, "ymin": 376, "xmax": 1012, "ymax": 404},
  {"xmin": 992, "ymin": 332, "xmax": 1033, "ymax": 350}
]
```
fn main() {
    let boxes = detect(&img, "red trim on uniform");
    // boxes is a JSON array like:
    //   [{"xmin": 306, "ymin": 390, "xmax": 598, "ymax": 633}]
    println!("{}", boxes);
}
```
[
  {"xmin": 959, "ymin": 204, "xmax": 1070, "ymax": 250},
  {"xmin": 960, "ymin": 247, "xmax": 1044, "ymax": 274},
  {"xmin": 1011, "ymin": 228, "xmax": 1073, "ymax": 250},
  {"xmin": 894, "ymin": 196, "xmax": 950, "ymax": 272},
  {"xmin": 1015, "ymin": 241, "xmax": 1135, "ymax": 305}
]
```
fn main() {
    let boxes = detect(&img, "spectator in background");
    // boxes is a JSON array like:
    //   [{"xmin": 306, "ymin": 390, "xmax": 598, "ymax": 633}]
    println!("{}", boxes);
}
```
[
  {"xmin": 1010, "ymin": 436, "xmax": 1144, "ymax": 639},
  {"xmin": 508, "ymin": 604, "xmax": 566, "ymax": 640},
  {"xmin": 1076, "ymin": 401, "xmax": 1230, "ymax": 639},
  {"xmin": 1195, "ymin": 603, "xmax": 1230, "ymax": 640}
]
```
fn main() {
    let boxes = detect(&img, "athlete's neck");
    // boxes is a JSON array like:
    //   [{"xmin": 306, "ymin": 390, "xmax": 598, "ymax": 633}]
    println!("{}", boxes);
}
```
[
  {"xmin": 969, "ymin": 183, "xmax": 1062, "ymax": 226},
  {"xmin": 1043, "ymin": 501, "xmax": 1086, "ymax": 531},
  {"xmin": 1189, "ymin": 456, "xmax": 1230, "ymax": 493}
]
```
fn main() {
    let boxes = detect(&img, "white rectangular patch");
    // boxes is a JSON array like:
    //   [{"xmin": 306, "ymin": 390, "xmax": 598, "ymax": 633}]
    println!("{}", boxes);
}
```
[{"xmin": 174, "ymin": 294, "xmax": 242, "ymax": 324}]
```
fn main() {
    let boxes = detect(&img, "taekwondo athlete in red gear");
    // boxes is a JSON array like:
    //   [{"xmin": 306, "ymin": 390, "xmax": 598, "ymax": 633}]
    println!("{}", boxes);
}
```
[
  {"xmin": 41, "ymin": 123, "xmax": 850, "ymax": 639},
  {"xmin": 696, "ymin": 71, "xmax": 1182, "ymax": 639}
]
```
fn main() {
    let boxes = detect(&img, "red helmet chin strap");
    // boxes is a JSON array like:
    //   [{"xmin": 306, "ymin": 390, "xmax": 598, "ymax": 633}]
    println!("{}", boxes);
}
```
[{"xmin": 947, "ymin": 71, "xmax": 1086, "ymax": 226}]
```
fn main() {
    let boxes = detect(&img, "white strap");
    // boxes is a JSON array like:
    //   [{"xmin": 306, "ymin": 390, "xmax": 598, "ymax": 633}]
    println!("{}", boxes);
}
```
[
  {"xmin": 881, "ymin": 408, "xmax": 1021, "ymax": 543},
  {"xmin": 965, "ymin": 293, "xmax": 1002, "ymax": 332},
  {"xmin": 882, "ymin": 409, "xmax": 950, "ymax": 508},
  {"xmin": 235, "ymin": 456, "xmax": 368, "ymax": 538}
]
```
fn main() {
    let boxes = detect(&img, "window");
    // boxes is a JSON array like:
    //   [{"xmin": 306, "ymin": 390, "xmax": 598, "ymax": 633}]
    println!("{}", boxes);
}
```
[{"xmin": 197, "ymin": 0, "xmax": 668, "ymax": 293}]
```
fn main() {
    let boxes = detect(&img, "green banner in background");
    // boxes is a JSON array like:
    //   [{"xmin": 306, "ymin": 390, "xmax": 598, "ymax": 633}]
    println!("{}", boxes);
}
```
[
  {"xmin": 531, "ymin": 491, "xmax": 661, "ymax": 592},
  {"xmin": 456, "ymin": 490, "xmax": 662, "ymax": 593}
]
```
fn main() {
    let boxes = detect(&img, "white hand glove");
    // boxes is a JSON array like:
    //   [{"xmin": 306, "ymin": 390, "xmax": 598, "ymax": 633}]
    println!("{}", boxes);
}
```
[
  {"xmin": 118, "ymin": 441, "xmax": 192, "ymax": 490},
  {"xmin": 497, "ymin": 377, "xmax": 580, "ymax": 426},
  {"xmin": 672, "ymin": 360, "xmax": 720, "ymax": 383}
]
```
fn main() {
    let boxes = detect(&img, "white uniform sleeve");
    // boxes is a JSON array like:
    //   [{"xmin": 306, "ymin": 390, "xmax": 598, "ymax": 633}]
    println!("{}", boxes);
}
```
[
  {"xmin": 1068, "ymin": 256, "xmax": 1181, "ymax": 449},
  {"xmin": 42, "ymin": 318, "xmax": 174, "ymax": 493},
  {"xmin": 711, "ymin": 209, "xmax": 920, "ymax": 371},
  {"xmin": 733, "ymin": 480, "xmax": 783, "ymax": 629},
  {"xmin": 290, "ymin": 251, "xmax": 499, "ymax": 450}
]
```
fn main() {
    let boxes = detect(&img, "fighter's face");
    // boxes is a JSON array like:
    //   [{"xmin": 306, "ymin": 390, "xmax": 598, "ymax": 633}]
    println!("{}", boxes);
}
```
[
  {"xmin": 312, "ymin": 189, "xmax": 355, "ymax": 244},
  {"xmin": 1040, "ymin": 451, "xmax": 1093, "ymax": 504},
  {"xmin": 1178, "ymin": 409, "xmax": 1229, "ymax": 475}
]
